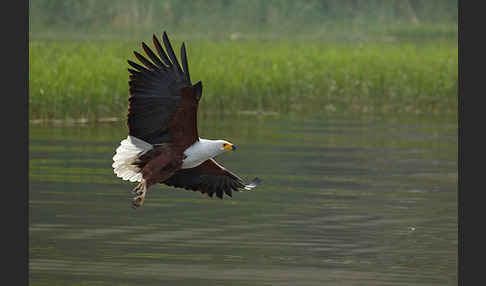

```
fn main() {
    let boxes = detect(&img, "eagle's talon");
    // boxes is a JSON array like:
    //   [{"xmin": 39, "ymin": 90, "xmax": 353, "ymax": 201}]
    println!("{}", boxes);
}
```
[
  {"xmin": 131, "ymin": 192, "xmax": 146, "ymax": 208},
  {"xmin": 130, "ymin": 190, "xmax": 143, "ymax": 196},
  {"xmin": 129, "ymin": 181, "xmax": 147, "ymax": 208}
]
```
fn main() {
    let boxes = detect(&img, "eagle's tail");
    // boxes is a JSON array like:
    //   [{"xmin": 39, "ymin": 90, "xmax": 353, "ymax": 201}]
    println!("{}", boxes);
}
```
[{"xmin": 112, "ymin": 136, "xmax": 153, "ymax": 182}]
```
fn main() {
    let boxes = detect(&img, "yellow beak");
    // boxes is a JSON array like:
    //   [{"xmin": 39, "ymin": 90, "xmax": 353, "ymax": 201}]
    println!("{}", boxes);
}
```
[{"xmin": 224, "ymin": 144, "xmax": 236, "ymax": 151}]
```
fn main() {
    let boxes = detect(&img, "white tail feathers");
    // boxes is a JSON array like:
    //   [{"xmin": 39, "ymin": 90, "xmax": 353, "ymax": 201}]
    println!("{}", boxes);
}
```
[{"xmin": 112, "ymin": 136, "xmax": 153, "ymax": 182}]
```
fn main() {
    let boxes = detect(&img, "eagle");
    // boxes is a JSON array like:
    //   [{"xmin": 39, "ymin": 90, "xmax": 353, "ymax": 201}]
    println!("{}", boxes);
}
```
[{"xmin": 112, "ymin": 31, "xmax": 261, "ymax": 208}]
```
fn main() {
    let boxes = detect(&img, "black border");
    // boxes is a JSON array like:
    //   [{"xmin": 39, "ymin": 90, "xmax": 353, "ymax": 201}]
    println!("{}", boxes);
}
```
[
  {"xmin": 459, "ymin": 1, "xmax": 484, "ymax": 285},
  {"xmin": 9, "ymin": 0, "xmax": 28, "ymax": 285}
]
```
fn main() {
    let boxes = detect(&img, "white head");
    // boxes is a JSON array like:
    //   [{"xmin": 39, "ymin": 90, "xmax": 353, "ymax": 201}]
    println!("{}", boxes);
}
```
[
  {"xmin": 202, "ymin": 139, "xmax": 236, "ymax": 157},
  {"xmin": 214, "ymin": 139, "xmax": 236, "ymax": 154},
  {"xmin": 182, "ymin": 138, "xmax": 237, "ymax": 169}
]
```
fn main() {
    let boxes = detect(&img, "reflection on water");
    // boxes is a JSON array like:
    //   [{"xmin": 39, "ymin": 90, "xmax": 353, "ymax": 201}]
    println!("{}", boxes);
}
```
[{"xmin": 29, "ymin": 113, "xmax": 457, "ymax": 286}]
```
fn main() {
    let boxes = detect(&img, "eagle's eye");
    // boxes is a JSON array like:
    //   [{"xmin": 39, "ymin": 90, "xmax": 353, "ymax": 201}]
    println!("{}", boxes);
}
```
[{"xmin": 223, "ymin": 143, "xmax": 228, "ymax": 147}]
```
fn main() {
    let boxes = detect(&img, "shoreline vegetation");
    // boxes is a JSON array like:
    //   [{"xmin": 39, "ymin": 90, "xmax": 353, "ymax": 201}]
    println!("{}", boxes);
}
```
[
  {"xmin": 29, "ymin": 35, "xmax": 457, "ymax": 122},
  {"xmin": 29, "ymin": 0, "xmax": 458, "ymax": 122}
]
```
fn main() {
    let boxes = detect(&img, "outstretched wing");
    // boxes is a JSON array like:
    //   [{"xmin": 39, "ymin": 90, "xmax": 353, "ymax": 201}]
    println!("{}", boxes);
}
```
[
  {"xmin": 163, "ymin": 159, "xmax": 261, "ymax": 199},
  {"xmin": 127, "ymin": 31, "xmax": 201, "ymax": 148}
]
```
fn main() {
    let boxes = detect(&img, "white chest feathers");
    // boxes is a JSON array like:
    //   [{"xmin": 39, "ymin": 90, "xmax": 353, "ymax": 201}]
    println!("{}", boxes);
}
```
[{"xmin": 182, "ymin": 138, "xmax": 224, "ymax": 169}]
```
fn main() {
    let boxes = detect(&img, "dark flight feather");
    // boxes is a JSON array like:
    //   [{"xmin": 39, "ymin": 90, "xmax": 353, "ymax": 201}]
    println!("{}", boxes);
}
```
[
  {"xmin": 127, "ymin": 60, "xmax": 153, "ymax": 75},
  {"xmin": 152, "ymin": 34, "xmax": 172, "ymax": 67},
  {"xmin": 181, "ymin": 43, "xmax": 191, "ymax": 83},
  {"xmin": 163, "ymin": 159, "xmax": 260, "ymax": 199},
  {"xmin": 127, "ymin": 31, "xmax": 195, "ymax": 145},
  {"xmin": 133, "ymin": 51, "xmax": 158, "ymax": 71},
  {"xmin": 142, "ymin": 42, "xmax": 165, "ymax": 69},
  {"xmin": 162, "ymin": 32, "xmax": 184, "ymax": 75}
]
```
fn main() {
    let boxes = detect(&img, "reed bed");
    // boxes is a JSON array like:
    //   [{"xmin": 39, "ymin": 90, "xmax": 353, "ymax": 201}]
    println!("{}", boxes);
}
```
[{"xmin": 29, "ymin": 38, "xmax": 457, "ymax": 120}]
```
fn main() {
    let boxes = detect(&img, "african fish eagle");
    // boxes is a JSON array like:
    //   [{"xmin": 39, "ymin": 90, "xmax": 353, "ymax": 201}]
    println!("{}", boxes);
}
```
[{"xmin": 112, "ymin": 31, "xmax": 261, "ymax": 208}]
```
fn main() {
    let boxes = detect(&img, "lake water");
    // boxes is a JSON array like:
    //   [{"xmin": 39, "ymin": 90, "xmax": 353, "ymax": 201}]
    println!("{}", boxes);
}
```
[{"xmin": 29, "ymin": 113, "xmax": 458, "ymax": 285}]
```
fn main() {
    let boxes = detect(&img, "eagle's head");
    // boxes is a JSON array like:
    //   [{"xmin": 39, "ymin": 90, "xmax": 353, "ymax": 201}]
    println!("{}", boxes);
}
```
[
  {"xmin": 196, "ymin": 139, "xmax": 237, "ymax": 159},
  {"xmin": 219, "ymin": 140, "xmax": 236, "ymax": 152}
]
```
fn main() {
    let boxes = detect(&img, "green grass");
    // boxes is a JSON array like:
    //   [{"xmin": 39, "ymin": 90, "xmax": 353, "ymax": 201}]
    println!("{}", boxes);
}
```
[{"xmin": 29, "ymin": 38, "xmax": 457, "ymax": 120}]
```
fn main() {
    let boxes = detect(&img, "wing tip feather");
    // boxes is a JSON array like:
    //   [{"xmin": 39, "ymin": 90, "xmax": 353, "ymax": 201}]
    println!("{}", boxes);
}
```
[{"xmin": 243, "ymin": 177, "xmax": 262, "ymax": 191}]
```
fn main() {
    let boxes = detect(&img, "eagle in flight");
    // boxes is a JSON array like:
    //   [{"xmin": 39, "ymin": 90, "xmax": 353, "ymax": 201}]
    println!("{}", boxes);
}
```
[{"xmin": 112, "ymin": 31, "xmax": 261, "ymax": 208}]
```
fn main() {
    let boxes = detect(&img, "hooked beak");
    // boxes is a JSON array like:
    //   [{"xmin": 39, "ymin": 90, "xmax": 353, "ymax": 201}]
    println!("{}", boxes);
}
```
[{"xmin": 223, "ymin": 143, "xmax": 236, "ymax": 151}]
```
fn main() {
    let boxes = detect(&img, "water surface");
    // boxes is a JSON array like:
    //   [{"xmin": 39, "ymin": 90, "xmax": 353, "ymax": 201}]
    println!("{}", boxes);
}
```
[{"xmin": 29, "ymin": 113, "xmax": 457, "ymax": 285}]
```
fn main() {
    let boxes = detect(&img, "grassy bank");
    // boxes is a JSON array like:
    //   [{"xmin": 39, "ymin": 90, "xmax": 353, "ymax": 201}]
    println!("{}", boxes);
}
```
[{"xmin": 29, "ymin": 38, "xmax": 457, "ymax": 120}]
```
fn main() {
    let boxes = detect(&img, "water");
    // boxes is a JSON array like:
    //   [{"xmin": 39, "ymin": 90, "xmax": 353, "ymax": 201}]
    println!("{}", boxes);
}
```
[{"xmin": 29, "ymin": 113, "xmax": 457, "ymax": 285}]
